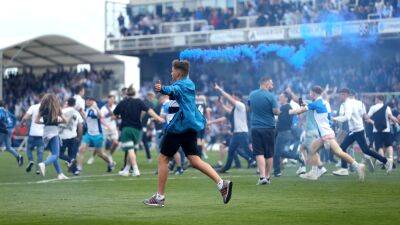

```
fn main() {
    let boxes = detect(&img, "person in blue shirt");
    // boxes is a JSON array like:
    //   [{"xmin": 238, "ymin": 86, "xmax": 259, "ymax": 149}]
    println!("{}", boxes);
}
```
[
  {"xmin": 248, "ymin": 76, "xmax": 280, "ymax": 185},
  {"xmin": 144, "ymin": 59, "xmax": 232, "ymax": 207},
  {"xmin": 0, "ymin": 101, "xmax": 23, "ymax": 167},
  {"xmin": 290, "ymin": 86, "xmax": 366, "ymax": 181}
]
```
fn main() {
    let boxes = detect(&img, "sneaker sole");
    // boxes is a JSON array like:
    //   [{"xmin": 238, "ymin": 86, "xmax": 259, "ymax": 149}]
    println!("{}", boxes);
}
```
[
  {"xmin": 224, "ymin": 181, "xmax": 233, "ymax": 204},
  {"xmin": 332, "ymin": 172, "xmax": 349, "ymax": 176},
  {"xmin": 26, "ymin": 163, "xmax": 34, "ymax": 173},
  {"xmin": 143, "ymin": 202, "xmax": 164, "ymax": 207}
]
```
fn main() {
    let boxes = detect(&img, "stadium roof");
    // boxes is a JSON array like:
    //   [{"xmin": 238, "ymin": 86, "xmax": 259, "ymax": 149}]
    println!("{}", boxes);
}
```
[{"xmin": 0, "ymin": 35, "xmax": 123, "ymax": 69}]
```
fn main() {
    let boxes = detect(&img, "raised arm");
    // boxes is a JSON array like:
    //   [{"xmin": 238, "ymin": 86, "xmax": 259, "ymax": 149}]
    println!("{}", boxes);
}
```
[
  {"xmin": 285, "ymin": 87, "xmax": 300, "ymax": 103},
  {"xmin": 215, "ymin": 84, "xmax": 237, "ymax": 106}
]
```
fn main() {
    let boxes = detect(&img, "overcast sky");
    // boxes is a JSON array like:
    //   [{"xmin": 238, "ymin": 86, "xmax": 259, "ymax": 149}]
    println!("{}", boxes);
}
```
[{"xmin": 0, "ymin": 0, "xmax": 128, "ymax": 50}]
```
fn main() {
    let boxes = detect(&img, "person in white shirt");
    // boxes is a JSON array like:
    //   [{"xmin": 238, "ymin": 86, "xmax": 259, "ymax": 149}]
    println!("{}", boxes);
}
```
[
  {"xmin": 100, "ymin": 95, "xmax": 119, "ymax": 162},
  {"xmin": 21, "ymin": 94, "xmax": 45, "ymax": 174},
  {"xmin": 75, "ymin": 98, "xmax": 115, "ymax": 175},
  {"xmin": 59, "ymin": 98, "xmax": 84, "ymax": 174},
  {"xmin": 367, "ymin": 95, "xmax": 399, "ymax": 172},
  {"xmin": 332, "ymin": 89, "xmax": 391, "ymax": 176},
  {"xmin": 73, "ymin": 86, "xmax": 86, "ymax": 119},
  {"xmin": 210, "ymin": 84, "xmax": 255, "ymax": 173},
  {"xmin": 291, "ymin": 86, "xmax": 365, "ymax": 181},
  {"xmin": 35, "ymin": 94, "xmax": 69, "ymax": 180}
]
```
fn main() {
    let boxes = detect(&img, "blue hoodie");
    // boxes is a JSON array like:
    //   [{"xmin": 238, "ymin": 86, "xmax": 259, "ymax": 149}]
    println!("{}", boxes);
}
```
[{"xmin": 160, "ymin": 76, "xmax": 205, "ymax": 134}]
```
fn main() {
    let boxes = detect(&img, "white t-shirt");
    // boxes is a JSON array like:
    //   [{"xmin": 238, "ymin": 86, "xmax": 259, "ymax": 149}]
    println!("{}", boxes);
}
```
[
  {"xmin": 85, "ymin": 107, "xmax": 103, "ymax": 135},
  {"xmin": 233, "ymin": 101, "xmax": 248, "ymax": 133},
  {"xmin": 26, "ymin": 104, "xmax": 44, "ymax": 137},
  {"xmin": 335, "ymin": 98, "xmax": 366, "ymax": 133},
  {"xmin": 74, "ymin": 95, "xmax": 85, "ymax": 112},
  {"xmin": 60, "ymin": 107, "xmax": 84, "ymax": 139},
  {"xmin": 368, "ymin": 103, "xmax": 392, "ymax": 133},
  {"xmin": 100, "ymin": 104, "xmax": 117, "ymax": 131}
]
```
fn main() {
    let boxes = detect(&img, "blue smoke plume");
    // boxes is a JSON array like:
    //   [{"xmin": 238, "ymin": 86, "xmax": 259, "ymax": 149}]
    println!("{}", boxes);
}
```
[{"xmin": 179, "ymin": 12, "xmax": 378, "ymax": 70}]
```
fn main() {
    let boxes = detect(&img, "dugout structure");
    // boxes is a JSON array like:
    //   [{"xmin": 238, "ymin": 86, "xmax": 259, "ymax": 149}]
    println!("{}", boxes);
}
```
[{"xmin": 0, "ymin": 35, "xmax": 124, "ymax": 100}]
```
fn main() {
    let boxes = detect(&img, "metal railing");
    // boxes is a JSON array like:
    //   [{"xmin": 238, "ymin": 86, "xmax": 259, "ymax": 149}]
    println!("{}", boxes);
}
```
[
  {"xmin": 105, "ymin": 18, "xmax": 400, "ymax": 54},
  {"xmin": 159, "ymin": 19, "xmax": 210, "ymax": 34}
]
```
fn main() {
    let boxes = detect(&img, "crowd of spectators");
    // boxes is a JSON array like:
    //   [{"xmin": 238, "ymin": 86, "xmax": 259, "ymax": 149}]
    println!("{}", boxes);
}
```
[
  {"xmin": 141, "ymin": 46, "xmax": 400, "ymax": 101},
  {"xmin": 3, "ymin": 69, "xmax": 114, "ymax": 118},
  {"xmin": 114, "ymin": 0, "xmax": 400, "ymax": 37}
]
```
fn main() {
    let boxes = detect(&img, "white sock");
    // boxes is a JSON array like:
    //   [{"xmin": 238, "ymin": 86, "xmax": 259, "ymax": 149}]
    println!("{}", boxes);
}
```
[
  {"xmin": 77, "ymin": 165, "xmax": 82, "ymax": 171},
  {"xmin": 351, "ymin": 161, "xmax": 359, "ymax": 170},
  {"xmin": 156, "ymin": 192, "xmax": 164, "ymax": 200},
  {"xmin": 133, "ymin": 165, "xmax": 139, "ymax": 172},
  {"xmin": 217, "ymin": 180, "xmax": 224, "ymax": 190},
  {"xmin": 108, "ymin": 154, "xmax": 113, "ymax": 163},
  {"xmin": 123, "ymin": 165, "xmax": 130, "ymax": 172}
]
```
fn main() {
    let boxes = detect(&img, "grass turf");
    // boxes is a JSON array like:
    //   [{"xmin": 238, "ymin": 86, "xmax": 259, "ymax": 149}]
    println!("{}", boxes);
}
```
[{"xmin": 0, "ymin": 149, "xmax": 399, "ymax": 225}]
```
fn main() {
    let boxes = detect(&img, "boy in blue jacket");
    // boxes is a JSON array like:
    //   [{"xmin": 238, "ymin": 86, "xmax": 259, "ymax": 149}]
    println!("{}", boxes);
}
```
[{"xmin": 144, "ymin": 60, "xmax": 232, "ymax": 207}]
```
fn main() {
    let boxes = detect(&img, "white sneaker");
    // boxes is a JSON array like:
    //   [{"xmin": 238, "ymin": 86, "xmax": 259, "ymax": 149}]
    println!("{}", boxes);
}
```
[
  {"xmin": 385, "ymin": 159, "xmax": 393, "ymax": 174},
  {"xmin": 356, "ymin": 163, "xmax": 366, "ymax": 182},
  {"xmin": 118, "ymin": 170, "xmax": 130, "ymax": 177},
  {"xmin": 57, "ymin": 173, "xmax": 69, "ymax": 180},
  {"xmin": 256, "ymin": 177, "xmax": 270, "ymax": 185},
  {"xmin": 296, "ymin": 166, "xmax": 306, "ymax": 175},
  {"xmin": 365, "ymin": 157, "xmax": 375, "ymax": 173},
  {"xmin": 317, "ymin": 167, "xmax": 327, "ymax": 177},
  {"xmin": 132, "ymin": 169, "xmax": 141, "ymax": 177},
  {"xmin": 299, "ymin": 170, "xmax": 318, "ymax": 180},
  {"xmin": 87, "ymin": 157, "xmax": 95, "ymax": 165},
  {"xmin": 38, "ymin": 162, "xmax": 46, "ymax": 177},
  {"xmin": 332, "ymin": 168, "xmax": 349, "ymax": 176}
]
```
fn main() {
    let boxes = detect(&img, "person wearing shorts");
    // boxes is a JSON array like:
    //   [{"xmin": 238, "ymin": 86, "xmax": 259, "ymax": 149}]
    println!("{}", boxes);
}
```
[
  {"xmin": 114, "ymin": 85, "xmax": 164, "ymax": 177},
  {"xmin": 100, "ymin": 95, "xmax": 119, "ymax": 163},
  {"xmin": 290, "ymin": 86, "xmax": 366, "ymax": 181},
  {"xmin": 75, "ymin": 98, "xmax": 115, "ymax": 175},
  {"xmin": 248, "ymin": 76, "xmax": 280, "ymax": 185},
  {"xmin": 367, "ymin": 95, "xmax": 399, "ymax": 171},
  {"xmin": 144, "ymin": 59, "xmax": 232, "ymax": 207}
]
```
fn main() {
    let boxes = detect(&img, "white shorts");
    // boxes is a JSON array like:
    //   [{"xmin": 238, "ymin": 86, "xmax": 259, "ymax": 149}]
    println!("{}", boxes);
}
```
[{"xmin": 104, "ymin": 129, "xmax": 119, "ymax": 141}]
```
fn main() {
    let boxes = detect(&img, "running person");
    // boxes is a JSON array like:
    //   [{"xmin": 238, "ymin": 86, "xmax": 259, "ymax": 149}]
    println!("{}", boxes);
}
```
[
  {"xmin": 36, "ymin": 94, "xmax": 68, "ymax": 180},
  {"xmin": 273, "ymin": 92, "xmax": 306, "ymax": 177},
  {"xmin": 144, "ymin": 60, "xmax": 232, "ymax": 207},
  {"xmin": 75, "ymin": 97, "xmax": 115, "ymax": 175},
  {"xmin": 332, "ymin": 89, "xmax": 392, "ymax": 176},
  {"xmin": 0, "ymin": 101, "xmax": 23, "ymax": 167},
  {"xmin": 114, "ymin": 85, "xmax": 164, "ymax": 177},
  {"xmin": 59, "ymin": 98, "xmax": 84, "ymax": 174},
  {"xmin": 285, "ymin": 87, "xmax": 327, "ymax": 177},
  {"xmin": 212, "ymin": 84, "xmax": 255, "ymax": 173},
  {"xmin": 290, "ymin": 86, "xmax": 366, "ymax": 181},
  {"xmin": 367, "ymin": 95, "xmax": 399, "ymax": 172},
  {"xmin": 21, "ymin": 95, "xmax": 45, "ymax": 174},
  {"xmin": 100, "ymin": 94, "xmax": 119, "ymax": 164}
]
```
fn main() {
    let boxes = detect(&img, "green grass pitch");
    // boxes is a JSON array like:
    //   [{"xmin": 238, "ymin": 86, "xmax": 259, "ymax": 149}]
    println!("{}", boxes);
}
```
[{"xmin": 0, "ymin": 149, "xmax": 399, "ymax": 225}]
